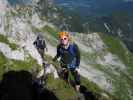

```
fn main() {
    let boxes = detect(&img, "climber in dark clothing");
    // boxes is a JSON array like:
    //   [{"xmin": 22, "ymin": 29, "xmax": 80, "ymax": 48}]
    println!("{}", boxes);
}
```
[
  {"xmin": 34, "ymin": 34, "xmax": 48, "ymax": 60},
  {"xmin": 53, "ymin": 31, "xmax": 80, "ymax": 92}
]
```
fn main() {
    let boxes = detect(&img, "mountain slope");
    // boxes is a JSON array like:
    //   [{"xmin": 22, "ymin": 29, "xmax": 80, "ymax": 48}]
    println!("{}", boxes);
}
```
[{"xmin": 0, "ymin": 0, "xmax": 133, "ymax": 100}]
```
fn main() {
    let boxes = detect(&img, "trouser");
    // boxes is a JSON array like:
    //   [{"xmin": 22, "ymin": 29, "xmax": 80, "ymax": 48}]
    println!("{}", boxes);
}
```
[
  {"xmin": 37, "ymin": 48, "xmax": 45, "ymax": 60},
  {"xmin": 61, "ymin": 68, "xmax": 80, "ymax": 85}
]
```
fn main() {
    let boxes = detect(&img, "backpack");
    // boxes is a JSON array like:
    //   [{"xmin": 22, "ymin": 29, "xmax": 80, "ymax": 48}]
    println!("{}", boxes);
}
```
[{"xmin": 36, "ymin": 39, "xmax": 46, "ymax": 49}]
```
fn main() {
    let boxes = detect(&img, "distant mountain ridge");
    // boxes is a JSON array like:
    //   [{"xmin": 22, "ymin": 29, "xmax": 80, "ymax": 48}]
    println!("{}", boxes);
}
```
[{"xmin": 54, "ymin": 0, "xmax": 133, "ymax": 52}]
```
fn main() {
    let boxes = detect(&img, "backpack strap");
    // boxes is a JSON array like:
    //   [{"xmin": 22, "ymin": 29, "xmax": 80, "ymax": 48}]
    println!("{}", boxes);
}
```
[{"xmin": 58, "ymin": 43, "xmax": 76, "ymax": 57}]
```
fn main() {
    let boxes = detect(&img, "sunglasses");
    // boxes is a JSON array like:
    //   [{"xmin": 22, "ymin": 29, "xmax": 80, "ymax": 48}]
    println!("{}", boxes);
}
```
[{"xmin": 60, "ymin": 38, "xmax": 68, "ymax": 41}]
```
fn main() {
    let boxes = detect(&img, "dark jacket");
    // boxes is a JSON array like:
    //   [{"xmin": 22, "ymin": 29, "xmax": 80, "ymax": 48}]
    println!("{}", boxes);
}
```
[
  {"xmin": 33, "ymin": 38, "xmax": 46, "ymax": 49},
  {"xmin": 54, "ymin": 43, "xmax": 80, "ymax": 69}
]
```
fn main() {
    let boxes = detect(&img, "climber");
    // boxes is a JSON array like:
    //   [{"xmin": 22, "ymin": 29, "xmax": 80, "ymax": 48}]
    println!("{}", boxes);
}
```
[
  {"xmin": 33, "ymin": 34, "xmax": 48, "ymax": 60},
  {"xmin": 53, "ymin": 31, "xmax": 81, "ymax": 92}
]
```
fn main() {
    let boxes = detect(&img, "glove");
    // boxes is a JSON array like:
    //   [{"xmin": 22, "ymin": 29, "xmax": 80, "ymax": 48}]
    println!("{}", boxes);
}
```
[
  {"xmin": 45, "ymin": 48, "xmax": 48, "ymax": 52},
  {"xmin": 75, "ymin": 67, "xmax": 80, "ymax": 73},
  {"xmin": 52, "ymin": 57, "xmax": 57, "ymax": 62}
]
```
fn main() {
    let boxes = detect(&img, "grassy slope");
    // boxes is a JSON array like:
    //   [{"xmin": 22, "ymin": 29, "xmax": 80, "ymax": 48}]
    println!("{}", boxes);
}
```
[
  {"xmin": 0, "ymin": 34, "xmax": 18, "ymax": 50},
  {"xmin": 98, "ymin": 32, "xmax": 133, "ymax": 100},
  {"xmin": 44, "ymin": 54, "xmax": 114, "ymax": 100},
  {"xmin": 99, "ymin": 32, "xmax": 133, "ymax": 72},
  {"xmin": 0, "ymin": 52, "xmax": 40, "ymax": 80},
  {"xmin": 99, "ymin": 32, "xmax": 133, "ymax": 67}
]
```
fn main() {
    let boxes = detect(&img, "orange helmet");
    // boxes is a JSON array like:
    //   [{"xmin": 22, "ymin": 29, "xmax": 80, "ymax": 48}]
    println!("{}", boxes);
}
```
[{"xmin": 58, "ymin": 31, "xmax": 69, "ymax": 39}]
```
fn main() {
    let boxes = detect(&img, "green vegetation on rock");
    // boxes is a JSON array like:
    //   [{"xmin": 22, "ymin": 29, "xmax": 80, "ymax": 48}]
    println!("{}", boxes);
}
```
[
  {"xmin": 43, "ymin": 54, "xmax": 114, "ymax": 100},
  {"xmin": 41, "ymin": 25, "xmax": 59, "ymax": 39},
  {"xmin": 0, "ymin": 34, "xmax": 18, "ymax": 50},
  {"xmin": 99, "ymin": 33, "xmax": 128, "ymax": 65},
  {"xmin": 0, "ymin": 52, "xmax": 40, "ymax": 80}
]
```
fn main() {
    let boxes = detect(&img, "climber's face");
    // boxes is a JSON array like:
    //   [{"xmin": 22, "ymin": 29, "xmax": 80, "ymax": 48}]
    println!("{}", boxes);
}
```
[{"xmin": 60, "ymin": 35, "xmax": 69, "ymax": 45}]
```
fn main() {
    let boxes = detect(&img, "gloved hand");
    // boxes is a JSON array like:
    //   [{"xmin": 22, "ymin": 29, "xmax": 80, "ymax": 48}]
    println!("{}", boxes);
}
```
[
  {"xmin": 45, "ymin": 48, "xmax": 48, "ymax": 52},
  {"xmin": 75, "ymin": 67, "xmax": 80, "ymax": 73},
  {"xmin": 52, "ymin": 57, "xmax": 57, "ymax": 62}
]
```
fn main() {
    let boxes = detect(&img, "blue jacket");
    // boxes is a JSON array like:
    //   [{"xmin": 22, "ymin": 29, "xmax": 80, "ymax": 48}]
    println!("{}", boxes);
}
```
[{"xmin": 55, "ymin": 43, "xmax": 80, "ymax": 69}]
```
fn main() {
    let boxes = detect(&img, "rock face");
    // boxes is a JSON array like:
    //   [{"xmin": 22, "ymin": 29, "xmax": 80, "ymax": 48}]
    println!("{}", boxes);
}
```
[
  {"xmin": 37, "ymin": 63, "xmax": 59, "ymax": 79},
  {"xmin": 0, "ymin": 0, "xmax": 9, "ymax": 34},
  {"xmin": 0, "ymin": 0, "xmax": 43, "ymax": 65},
  {"xmin": 0, "ymin": 42, "xmax": 24, "ymax": 60},
  {"xmin": 0, "ymin": 0, "xmax": 9, "ymax": 14},
  {"xmin": 0, "ymin": 0, "xmax": 58, "ymax": 78},
  {"xmin": 74, "ymin": 33, "xmax": 126, "ymax": 93}
]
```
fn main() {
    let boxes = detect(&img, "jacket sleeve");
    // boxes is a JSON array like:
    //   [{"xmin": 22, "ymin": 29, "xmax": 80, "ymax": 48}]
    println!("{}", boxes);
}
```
[
  {"xmin": 74, "ymin": 44, "xmax": 80, "ymax": 67},
  {"xmin": 43, "ymin": 40, "xmax": 46, "ymax": 48},
  {"xmin": 53, "ymin": 45, "xmax": 61, "ymax": 61},
  {"xmin": 33, "ymin": 41, "xmax": 37, "ymax": 46}
]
